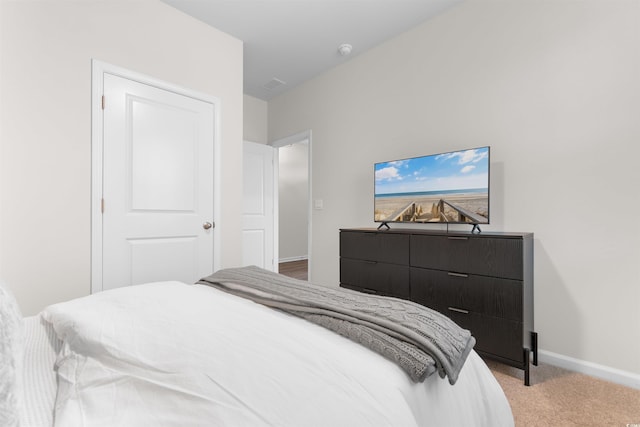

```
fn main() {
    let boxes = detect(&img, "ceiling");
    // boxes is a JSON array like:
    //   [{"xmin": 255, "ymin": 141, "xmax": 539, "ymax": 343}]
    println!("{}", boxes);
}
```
[{"xmin": 161, "ymin": 0, "xmax": 464, "ymax": 100}]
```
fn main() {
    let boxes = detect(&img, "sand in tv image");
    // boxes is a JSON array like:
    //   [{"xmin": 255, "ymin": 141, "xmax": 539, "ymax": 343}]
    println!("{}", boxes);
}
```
[{"xmin": 375, "ymin": 147, "xmax": 489, "ymax": 224}]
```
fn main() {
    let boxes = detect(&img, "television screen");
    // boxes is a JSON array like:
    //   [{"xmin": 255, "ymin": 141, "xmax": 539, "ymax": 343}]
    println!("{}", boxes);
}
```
[{"xmin": 374, "ymin": 146, "xmax": 490, "ymax": 225}]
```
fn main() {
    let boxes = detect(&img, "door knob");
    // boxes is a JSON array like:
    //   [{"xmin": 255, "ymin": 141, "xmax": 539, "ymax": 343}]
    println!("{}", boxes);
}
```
[{"xmin": 203, "ymin": 222, "xmax": 214, "ymax": 230}]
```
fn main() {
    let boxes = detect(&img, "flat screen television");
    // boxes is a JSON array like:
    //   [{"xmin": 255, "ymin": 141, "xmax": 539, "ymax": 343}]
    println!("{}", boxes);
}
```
[{"xmin": 374, "ymin": 146, "xmax": 490, "ymax": 231}]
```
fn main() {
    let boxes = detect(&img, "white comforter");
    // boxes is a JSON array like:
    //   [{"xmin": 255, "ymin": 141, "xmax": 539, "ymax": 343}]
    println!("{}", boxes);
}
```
[{"xmin": 41, "ymin": 281, "xmax": 513, "ymax": 427}]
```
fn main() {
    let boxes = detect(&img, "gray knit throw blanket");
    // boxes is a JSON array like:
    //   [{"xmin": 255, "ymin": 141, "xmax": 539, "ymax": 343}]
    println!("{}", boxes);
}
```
[{"xmin": 198, "ymin": 266, "xmax": 475, "ymax": 385}]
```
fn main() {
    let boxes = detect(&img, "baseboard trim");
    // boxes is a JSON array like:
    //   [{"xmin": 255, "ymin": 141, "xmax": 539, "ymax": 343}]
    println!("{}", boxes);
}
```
[
  {"xmin": 539, "ymin": 349, "xmax": 640, "ymax": 390},
  {"xmin": 278, "ymin": 256, "xmax": 308, "ymax": 263}
]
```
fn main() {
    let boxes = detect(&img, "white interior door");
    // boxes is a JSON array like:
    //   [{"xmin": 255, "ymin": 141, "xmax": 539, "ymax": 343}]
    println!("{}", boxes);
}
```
[
  {"xmin": 242, "ymin": 141, "xmax": 277, "ymax": 271},
  {"xmin": 99, "ymin": 72, "xmax": 216, "ymax": 291}
]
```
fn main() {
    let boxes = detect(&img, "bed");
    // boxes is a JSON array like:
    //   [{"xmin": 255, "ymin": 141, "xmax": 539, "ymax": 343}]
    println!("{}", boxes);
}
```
[{"xmin": 1, "ymin": 267, "xmax": 514, "ymax": 427}]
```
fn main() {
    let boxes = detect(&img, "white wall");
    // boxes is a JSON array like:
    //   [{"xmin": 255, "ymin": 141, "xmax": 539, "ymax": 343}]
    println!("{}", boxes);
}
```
[
  {"xmin": 243, "ymin": 94, "xmax": 268, "ymax": 144},
  {"xmin": 269, "ymin": 1, "xmax": 640, "ymax": 377},
  {"xmin": 0, "ymin": 0, "xmax": 244, "ymax": 315},
  {"xmin": 278, "ymin": 142, "xmax": 309, "ymax": 261}
]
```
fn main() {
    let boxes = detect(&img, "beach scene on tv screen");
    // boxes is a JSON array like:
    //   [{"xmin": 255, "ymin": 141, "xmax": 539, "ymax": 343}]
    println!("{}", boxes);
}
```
[{"xmin": 374, "ymin": 147, "xmax": 489, "ymax": 224}]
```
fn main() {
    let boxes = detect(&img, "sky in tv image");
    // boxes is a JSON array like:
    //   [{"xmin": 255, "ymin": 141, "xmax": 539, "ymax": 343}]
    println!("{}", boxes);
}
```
[{"xmin": 375, "ymin": 147, "xmax": 489, "ymax": 196}]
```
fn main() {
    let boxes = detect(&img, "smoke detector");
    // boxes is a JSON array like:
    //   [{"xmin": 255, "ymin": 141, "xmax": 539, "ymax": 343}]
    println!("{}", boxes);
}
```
[{"xmin": 337, "ymin": 43, "xmax": 352, "ymax": 56}]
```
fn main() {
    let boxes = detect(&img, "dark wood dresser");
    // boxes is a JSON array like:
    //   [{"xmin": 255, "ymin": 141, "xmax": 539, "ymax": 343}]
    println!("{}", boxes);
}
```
[{"xmin": 339, "ymin": 228, "xmax": 537, "ymax": 385}]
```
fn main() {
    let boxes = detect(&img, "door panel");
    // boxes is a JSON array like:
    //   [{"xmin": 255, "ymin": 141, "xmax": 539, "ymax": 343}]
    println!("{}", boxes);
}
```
[
  {"xmin": 242, "ymin": 142, "xmax": 276, "ymax": 271},
  {"xmin": 129, "ymin": 237, "xmax": 197, "ymax": 284},
  {"xmin": 102, "ymin": 73, "xmax": 215, "ymax": 291},
  {"xmin": 242, "ymin": 230, "xmax": 266, "ymax": 267},
  {"xmin": 130, "ymin": 99, "xmax": 197, "ymax": 211}
]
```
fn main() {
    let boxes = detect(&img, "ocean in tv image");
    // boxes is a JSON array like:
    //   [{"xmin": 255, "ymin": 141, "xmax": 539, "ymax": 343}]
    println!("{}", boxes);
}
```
[{"xmin": 374, "ymin": 147, "xmax": 489, "ymax": 224}]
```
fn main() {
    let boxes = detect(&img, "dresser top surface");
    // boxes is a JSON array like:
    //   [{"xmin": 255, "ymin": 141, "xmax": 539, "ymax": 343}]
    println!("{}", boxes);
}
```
[{"xmin": 340, "ymin": 228, "xmax": 533, "ymax": 239}]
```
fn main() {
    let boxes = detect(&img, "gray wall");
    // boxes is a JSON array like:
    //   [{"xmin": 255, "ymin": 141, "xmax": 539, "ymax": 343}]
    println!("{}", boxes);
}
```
[
  {"xmin": 269, "ymin": 1, "xmax": 640, "ymax": 377},
  {"xmin": 243, "ymin": 95, "xmax": 268, "ymax": 144}
]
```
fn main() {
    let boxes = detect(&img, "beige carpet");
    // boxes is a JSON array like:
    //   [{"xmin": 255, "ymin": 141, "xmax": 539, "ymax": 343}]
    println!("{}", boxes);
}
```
[{"xmin": 487, "ymin": 360, "xmax": 640, "ymax": 426}]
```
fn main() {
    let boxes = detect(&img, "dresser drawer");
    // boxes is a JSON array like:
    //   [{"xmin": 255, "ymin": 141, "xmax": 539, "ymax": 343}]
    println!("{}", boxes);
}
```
[
  {"xmin": 340, "ymin": 231, "xmax": 409, "ymax": 265},
  {"xmin": 472, "ymin": 315, "xmax": 524, "ymax": 363},
  {"xmin": 442, "ymin": 308, "xmax": 524, "ymax": 363},
  {"xmin": 410, "ymin": 267, "xmax": 523, "ymax": 321},
  {"xmin": 410, "ymin": 234, "xmax": 524, "ymax": 280},
  {"xmin": 340, "ymin": 258, "xmax": 410, "ymax": 298}
]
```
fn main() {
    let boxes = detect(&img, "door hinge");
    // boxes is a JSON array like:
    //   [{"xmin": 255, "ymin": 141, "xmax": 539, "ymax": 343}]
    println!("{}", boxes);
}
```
[
  {"xmin": 101, "ymin": 95, "xmax": 105, "ymax": 110},
  {"xmin": 101, "ymin": 198, "xmax": 105, "ymax": 213}
]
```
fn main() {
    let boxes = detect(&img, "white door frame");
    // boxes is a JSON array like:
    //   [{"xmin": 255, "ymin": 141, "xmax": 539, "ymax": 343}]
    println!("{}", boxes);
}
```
[
  {"xmin": 91, "ymin": 60, "xmax": 221, "ymax": 293},
  {"xmin": 271, "ymin": 130, "xmax": 312, "ymax": 280}
]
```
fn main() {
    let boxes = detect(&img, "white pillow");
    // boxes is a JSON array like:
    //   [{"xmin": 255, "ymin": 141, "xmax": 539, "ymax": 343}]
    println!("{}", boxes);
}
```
[{"xmin": 0, "ymin": 280, "xmax": 24, "ymax": 427}]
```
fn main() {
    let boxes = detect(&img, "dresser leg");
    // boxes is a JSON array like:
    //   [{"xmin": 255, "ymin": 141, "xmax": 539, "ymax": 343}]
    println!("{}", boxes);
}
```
[
  {"xmin": 531, "ymin": 331, "xmax": 539, "ymax": 366},
  {"xmin": 523, "ymin": 347, "xmax": 531, "ymax": 386}
]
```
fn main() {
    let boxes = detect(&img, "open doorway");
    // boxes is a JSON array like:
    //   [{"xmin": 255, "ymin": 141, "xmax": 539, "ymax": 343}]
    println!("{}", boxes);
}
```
[{"xmin": 272, "ymin": 131, "xmax": 311, "ymax": 281}]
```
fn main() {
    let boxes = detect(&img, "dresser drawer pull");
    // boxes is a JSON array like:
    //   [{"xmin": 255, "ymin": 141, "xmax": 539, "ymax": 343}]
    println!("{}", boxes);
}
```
[
  {"xmin": 448, "ymin": 236, "xmax": 469, "ymax": 240},
  {"xmin": 447, "ymin": 272, "xmax": 468, "ymax": 278},
  {"xmin": 448, "ymin": 307, "xmax": 469, "ymax": 314}
]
